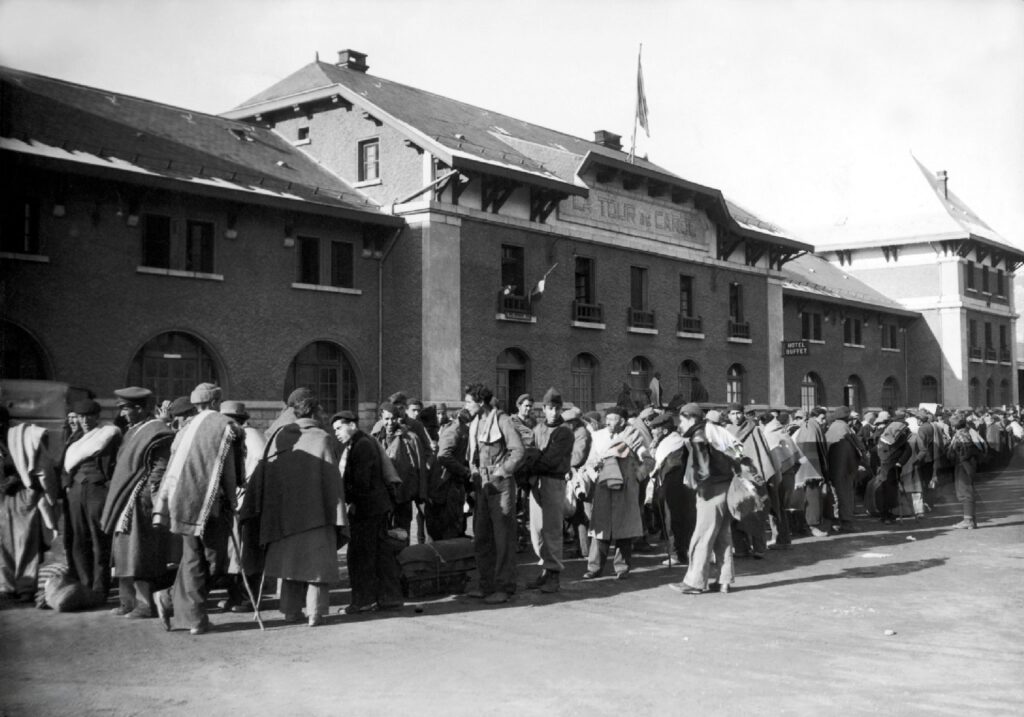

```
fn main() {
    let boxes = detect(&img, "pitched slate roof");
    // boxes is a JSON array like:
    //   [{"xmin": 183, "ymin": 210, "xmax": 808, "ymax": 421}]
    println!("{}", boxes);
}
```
[
  {"xmin": 811, "ymin": 154, "xmax": 1021, "ymax": 258},
  {"xmin": 229, "ymin": 60, "xmax": 809, "ymax": 250},
  {"xmin": 780, "ymin": 252, "xmax": 918, "ymax": 317},
  {"xmin": 0, "ymin": 66, "xmax": 401, "ymax": 225}
]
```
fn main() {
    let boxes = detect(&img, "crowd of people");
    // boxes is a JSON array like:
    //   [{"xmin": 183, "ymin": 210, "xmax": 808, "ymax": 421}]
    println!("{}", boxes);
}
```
[{"xmin": 1, "ymin": 380, "xmax": 1017, "ymax": 633}]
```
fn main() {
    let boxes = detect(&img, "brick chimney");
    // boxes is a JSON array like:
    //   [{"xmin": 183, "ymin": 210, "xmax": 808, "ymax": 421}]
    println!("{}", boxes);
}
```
[
  {"xmin": 337, "ymin": 50, "xmax": 368, "ymax": 73},
  {"xmin": 935, "ymin": 170, "xmax": 949, "ymax": 199},
  {"xmin": 594, "ymin": 130, "xmax": 622, "ymax": 151}
]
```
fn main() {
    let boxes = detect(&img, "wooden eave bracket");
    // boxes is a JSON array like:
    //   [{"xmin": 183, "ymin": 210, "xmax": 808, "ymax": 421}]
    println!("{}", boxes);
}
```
[
  {"xmin": 530, "ymin": 189, "xmax": 566, "ymax": 224},
  {"xmin": 362, "ymin": 111, "xmax": 382, "ymax": 126},
  {"xmin": 745, "ymin": 241, "xmax": 767, "ymax": 267},
  {"xmin": 718, "ymin": 235, "xmax": 742, "ymax": 261},
  {"xmin": 481, "ymin": 176, "xmax": 518, "ymax": 214}
]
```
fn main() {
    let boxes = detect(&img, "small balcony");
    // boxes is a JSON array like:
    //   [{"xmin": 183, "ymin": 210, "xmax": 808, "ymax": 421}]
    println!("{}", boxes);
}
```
[
  {"xmin": 573, "ymin": 300, "xmax": 604, "ymax": 324},
  {"xmin": 677, "ymin": 314, "xmax": 703, "ymax": 333},
  {"xmin": 627, "ymin": 307, "xmax": 656, "ymax": 330},
  {"xmin": 1000, "ymin": 347, "xmax": 1012, "ymax": 362},
  {"xmin": 496, "ymin": 290, "xmax": 533, "ymax": 319},
  {"xmin": 728, "ymin": 320, "xmax": 751, "ymax": 339},
  {"xmin": 969, "ymin": 346, "xmax": 982, "ymax": 360},
  {"xmin": 985, "ymin": 347, "xmax": 997, "ymax": 362}
]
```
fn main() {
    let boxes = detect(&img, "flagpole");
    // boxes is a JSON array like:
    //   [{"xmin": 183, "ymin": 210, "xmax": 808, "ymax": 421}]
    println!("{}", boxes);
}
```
[{"xmin": 629, "ymin": 43, "xmax": 642, "ymax": 164}]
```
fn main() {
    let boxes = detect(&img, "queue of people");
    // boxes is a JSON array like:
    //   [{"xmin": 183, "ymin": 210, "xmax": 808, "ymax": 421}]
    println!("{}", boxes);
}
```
[{"xmin": 1, "ymin": 381, "xmax": 1017, "ymax": 629}]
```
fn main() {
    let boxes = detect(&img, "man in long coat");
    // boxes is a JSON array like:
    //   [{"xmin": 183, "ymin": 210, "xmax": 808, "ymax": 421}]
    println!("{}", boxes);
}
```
[
  {"xmin": 826, "ymin": 406, "xmax": 864, "ymax": 532},
  {"xmin": 243, "ymin": 390, "xmax": 346, "ymax": 626},
  {"xmin": 793, "ymin": 407, "xmax": 830, "ymax": 537},
  {"xmin": 101, "ymin": 387, "xmax": 175, "ymax": 618},
  {"xmin": 581, "ymin": 407, "xmax": 644, "ymax": 579}
]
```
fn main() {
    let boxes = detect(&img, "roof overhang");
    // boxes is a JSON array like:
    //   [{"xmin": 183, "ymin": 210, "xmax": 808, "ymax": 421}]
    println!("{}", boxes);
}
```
[
  {"xmin": 781, "ymin": 284, "xmax": 920, "ymax": 318},
  {"xmin": 2, "ymin": 140, "xmax": 403, "ymax": 227}
]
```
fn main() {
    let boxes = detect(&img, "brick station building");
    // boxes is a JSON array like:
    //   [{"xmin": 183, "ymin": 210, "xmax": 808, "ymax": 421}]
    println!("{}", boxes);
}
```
[{"xmin": 3, "ymin": 52, "xmax": 1017, "ymax": 421}]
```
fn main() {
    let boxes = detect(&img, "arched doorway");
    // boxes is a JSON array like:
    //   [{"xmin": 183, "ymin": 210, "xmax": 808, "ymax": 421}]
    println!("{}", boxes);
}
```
[
  {"xmin": 0, "ymin": 321, "xmax": 50, "ymax": 379},
  {"xmin": 800, "ymin": 372, "xmax": 825, "ymax": 410},
  {"xmin": 844, "ymin": 375, "xmax": 865, "ymax": 412},
  {"xmin": 127, "ymin": 331, "xmax": 220, "ymax": 402},
  {"xmin": 726, "ymin": 364, "xmax": 745, "ymax": 405},
  {"xmin": 628, "ymin": 356, "xmax": 652, "ymax": 408},
  {"xmin": 677, "ymin": 360, "xmax": 703, "ymax": 404},
  {"xmin": 881, "ymin": 376, "xmax": 900, "ymax": 410},
  {"xmin": 496, "ymin": 348, "xmax": 529, "ymax": 411},
  {"xmin": 920, "ymin": 375, "xmax": 939, "ymax": 404},
  {"xmin": 285, "ymin": 341, "xmax": 358, "ymax": 416}
]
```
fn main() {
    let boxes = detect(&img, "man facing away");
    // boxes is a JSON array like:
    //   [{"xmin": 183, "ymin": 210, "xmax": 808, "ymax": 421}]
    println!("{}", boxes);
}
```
[
  {"xmin": 152, "ymin": 383, "xmax": 243, "ymax": 635},
  {"xmin": 464, "ymin": 383, "xmax": 524, "ymax": 604}
]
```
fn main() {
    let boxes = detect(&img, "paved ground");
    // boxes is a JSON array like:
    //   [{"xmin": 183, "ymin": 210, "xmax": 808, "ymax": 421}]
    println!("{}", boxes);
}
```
[{"xmin": 2, "ymin": 465, "xmax": 1022, "ymax": 717}]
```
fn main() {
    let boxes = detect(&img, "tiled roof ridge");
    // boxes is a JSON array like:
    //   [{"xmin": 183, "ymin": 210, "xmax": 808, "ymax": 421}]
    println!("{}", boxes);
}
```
[{"xmin": 1, "ymin": 64, "xmax": 260, "ymax": 130}]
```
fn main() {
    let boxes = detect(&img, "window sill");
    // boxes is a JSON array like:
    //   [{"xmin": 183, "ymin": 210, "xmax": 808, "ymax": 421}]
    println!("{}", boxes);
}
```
[
  {"xmin": 843, "ymin": 343, "xmax": 865, "ymax": 349},
  {"xmin": 293, "ymin": 138, "xmax": 311, "ymax": 146},
  {"xmin": 676, "ymin": 331, "xmax": 705, "ymax": 340},
  {"xmin": 137, "ymin": 266, "xmax": 223, "ymax": 281},
  {"xmin": 727, "ymin": 337, "xmax": 753, "ymax": 344},
  {"xmin": 496, "ymin": 312, "xmax": 536, "ymax": 323},
  {"xmin": 969, "ymin": 357, "xmax": 983, "ymax": 364},
  {"xmin": 291, "ymin": 282, "xmax": 362, "ymax": 295},
  {"xmin": 808, "ymin": 338, "xmax": 825, "ymax": 345},
  {"xmin": 881, "ymin": 347, "xmax": 900, "ymax": 353},
  {"xmin": 627, "ymin": 327, "xmax": 658, "ymax": 335},
  {"xmin": 572, "ymin": 321, "xmax": 606, "ymax": 330},
  {"xmin": 354, "ymin": 178, "xmax": 382, "ymax": 188},
  {"xmin": 0, "ymin": 251, "xmax": 49, "ymax": 263}
]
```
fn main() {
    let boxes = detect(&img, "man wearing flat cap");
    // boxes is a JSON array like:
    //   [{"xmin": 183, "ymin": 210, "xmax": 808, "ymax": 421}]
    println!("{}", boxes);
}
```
[
  {"xmin": 63, "ymin": 398, "xmax": 121, "ymax": 603},
  {"xmin": 525, "ymin": 388, "xmax": 575, "ymax": 593},
  {"xmin": 101, "ymin": 387, "xmax": 175, "ymax": 618},
  {"xmin": 153, "ymin": 383, "xmax": 244, "ymax": 635},
  {"xmin": 825, "ymin": 405, "xmax": 865, "ymax": 532}
]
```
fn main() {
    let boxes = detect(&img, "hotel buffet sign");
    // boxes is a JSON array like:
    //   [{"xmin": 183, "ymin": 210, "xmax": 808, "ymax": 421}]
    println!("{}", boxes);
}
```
[{"xmin": 558, "ymin": 186, "xmax": 713, "ymax": 248}]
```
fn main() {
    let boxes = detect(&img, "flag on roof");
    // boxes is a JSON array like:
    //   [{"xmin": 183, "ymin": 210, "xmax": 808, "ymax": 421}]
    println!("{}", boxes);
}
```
[{"xmin": 636, "ymin": 47, "xmax": 650, "ymax": 138}]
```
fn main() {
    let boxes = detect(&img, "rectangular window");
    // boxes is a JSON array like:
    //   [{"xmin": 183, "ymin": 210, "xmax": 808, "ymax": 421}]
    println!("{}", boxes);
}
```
[
  {"xmin": 141, "ymin": 214, "xmax": 172, "ymax": 269},
  {"xmin": 0, "ymin": 197, "xmax": 40, "ymax": 255},
  {"xmin": 843, "ymin": 317, "xmax": 862, "ymax": 345},
  {"xmin": 630, "ymin": 266, "xmax": 648, "ymax": 310},
  {"xmin": 358, "ymin": 138, "xmax": 380, "ymax": 182},
  {"xmin": 297, "ymin": 236, "xmax": 320, "ymax": 284},
  {"xmin": 882, "ymin": 323, "xmax": 899, "ymax": 349},
  {"xmin": 297, "ymin": 126, "xmax": 309, "ymax": 141},
  {"xmin": 965, "ymin": 261, "xmax": 976, "ymax": 291},
  {"xmin": 729, "ymin": 283, "xmax": 744, "ymax": 323},
  {"xmin": 999, "ymin": 324, "xmax": 1008, "ymax": 349},
  {"xmin": 501, "ymin": 245, "xmax": 525, "ymax": 295},
  {"xmin": 185, "ymin": 220, "xmax": 214, "ymax": 273},
  {"xmin": 330, "ymin": 241, "xmax": 354, "ymax": 288},
  {"xmin": 985, "ymin": 322, "xmax": 993, "ymax": 349},
  {"xmin": 982, "ymin": 266, "xmax": 990, "ymax": 294},
  {"xmin": 801, "ymin": 312, "xmax": 822, "ymax": 341},
  {"xmin": 997, "ymin": 269, "xmax": 1006, "ymax": 296},
  {"xmin": 575, "ymin": 257, "xmax": 595, "ymax": 304},
  {"xmin": 679, "ymin": 275, "xmax": 693, "ymax": 317},
  {"xmin": 969, "ymin": 319, "xmax": 978, "ymax": 349}
]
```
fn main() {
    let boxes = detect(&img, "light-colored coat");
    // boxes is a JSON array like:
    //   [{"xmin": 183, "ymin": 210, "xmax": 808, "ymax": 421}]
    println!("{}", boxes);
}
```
[{"xmin": 581, "ymin": 428, "xmax": 643, "ymax": 540}]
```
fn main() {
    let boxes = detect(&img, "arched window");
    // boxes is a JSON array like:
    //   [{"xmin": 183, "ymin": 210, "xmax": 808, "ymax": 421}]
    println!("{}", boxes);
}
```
[
  {"xmin": 844, "ymin": 375, "xmax": 865, "ymax": 412},
  {"xmin": 985, "ymin": 378, "xmax": 994, "ymax": 407},
  {"xmin": 726, "ymin": 364, "xmax": 745, "ymax": 405},
  {"xmin": 0, "ymin": 321, "xmax": 50, "ymax": 379},
  {"xmin": 128, "ymin": 331, "xmax": 219, "ymax": 403},
  {"xmin": 969, "ymin": 378, "xmax": 980, "ymax": 408},
  {"xmin": 285, "ymin": 341, "xmax": 358, "ymax": 416},
  {"xmin": 920, "ymin": 375, "xmax": 939, "ymax": 404},
  {"xmin": 880, "ymin": 376, "xmax": 900, "ymax": 410},
  {"xmin": 495, "ymin": 348, "xmax": 529, "ymax": 411},
  {"xmin": 1000, "ymin": 379, "xmax": 1011, "ymax": 406},
  {"xmin": 677, "ymin": 360, "xmax": 703, "ymax": 404},
  {"xmin": 571, "ymin": 353, "xmax": 598, "ymax": 411},
  {"xmin": 800, "ymin": 372, "xmax": 825, "ymax": 411},
  {"xmin": 628, "ymin": 356, "xmax": 652, "ymax": 408}
]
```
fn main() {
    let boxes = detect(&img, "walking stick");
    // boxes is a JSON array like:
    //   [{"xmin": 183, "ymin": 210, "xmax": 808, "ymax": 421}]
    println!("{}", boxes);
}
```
[{"xmin": 228, "ymin": 528, "xmax": 264, "ymax": 631}]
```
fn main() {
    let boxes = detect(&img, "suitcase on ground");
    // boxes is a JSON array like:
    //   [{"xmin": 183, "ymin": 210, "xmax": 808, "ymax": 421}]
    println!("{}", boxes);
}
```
[{"xmin": 398, "ymin": 537, "xmax": 476, "ymax": 598}]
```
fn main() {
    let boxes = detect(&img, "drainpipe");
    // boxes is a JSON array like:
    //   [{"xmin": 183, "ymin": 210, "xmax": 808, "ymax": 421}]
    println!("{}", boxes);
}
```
[{"xmin": 377, "ymin": 226, "xmax": 404, "ymax": 403}]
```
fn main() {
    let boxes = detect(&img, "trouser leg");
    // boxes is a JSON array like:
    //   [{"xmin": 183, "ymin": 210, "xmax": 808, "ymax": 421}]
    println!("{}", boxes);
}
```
[
  {"xmin": 134, "ymin": 579, "xmax": 153, "ymax": 614},
  {"xmin": 835, "ymin": 473, "xmax": 856, "ymax": 525},
  {"xmin": 587, "ymin": 537, "xmax": 609, "ymax": 574},
  {"xmin": 307, "ymin": 582, "xmax": 329, "ymax": 618},
  {"xmin": 117, "ymin": 577, "xmax": 136, "ymax": 611},
  {"xmin": 805, "ymin": 483, "xmax": 823, "ymax": 527},
  {"xmin": 491, "ymin": 479, "xmax": 518, "ymax": 593},
  {"xmin": 171, "ymin": 535, "xmax": 208, "ymax": 629},
  {"xmin": 473, "ymin": 487, "xmax": 497, "ymax": 594},
  {"xmin": 530, "ymin": 478, "xmax": 565, "ymax": 573},
  {"xmin": 612, "ymin": 539, "xmax": 633, "ymax": 574},
  {"xmin": 683, "ymin": 481, "xmax": 729, "ymax": 590},
  {"xmin": 278, "ymin": 579, "xmax": 304, "ymax": 617}
]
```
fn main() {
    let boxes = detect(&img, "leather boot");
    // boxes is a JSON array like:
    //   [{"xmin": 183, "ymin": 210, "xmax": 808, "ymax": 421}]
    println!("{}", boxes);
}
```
[
  {"xmin": 539, "ymin": 571, "xmax": 560, "ymax": 593},
  {"xmin": 525, "ymin": 570, "xmax": 548, "ymax": 590}
]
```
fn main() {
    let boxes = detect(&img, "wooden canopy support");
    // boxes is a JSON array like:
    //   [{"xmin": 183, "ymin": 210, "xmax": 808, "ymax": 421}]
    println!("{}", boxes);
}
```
[
  {"xmin": 330, "ymin": 95, "xmax": 353, "ymax": 110},
  {"xmin": 975, "ymin": 246, "xmax": 988, "ymax": 265},
  {"xmin": 529, "ymin": 188, "xmax": 565, "ymax": 224},
  {"xmin": 403, "ymin": 139, "xmax": 423, "ymax": 154},
  {"xmin": 596, "ymin": 167, "xmax": 618, "ymax": 184},
  {"xmin": 882, "ymin": 245, "xmax": 900, "ymax": 263},
  {"xmin": 718, "ymin": 235, "xmax": 742, "ymax": 262},
  {"xmin": 770, "ymin": 248, "xmax": 806, "ymax": 270},
  {"xmin": 361, "ymin": 111, "xmax": 382, "ymax": 126},
  {"xmin": 745, "ymin": 240, "xmax": 767, "ymax": 267},
  {"xmin": 835, "ymin": 249, "xmax": 853, "ymax": 266},
  {"xmin": 481, "ymin": 175, "xmax": 518, "ymax": 214}
]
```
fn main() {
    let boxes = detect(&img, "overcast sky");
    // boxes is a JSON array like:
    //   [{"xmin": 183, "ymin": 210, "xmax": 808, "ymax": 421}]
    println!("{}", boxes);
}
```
[{"xmin": 2, "ymin": 0, "xmax": 1021, "ymax": 247}]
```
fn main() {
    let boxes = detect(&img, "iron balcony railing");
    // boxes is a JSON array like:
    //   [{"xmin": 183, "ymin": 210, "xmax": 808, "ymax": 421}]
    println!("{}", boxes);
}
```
[
  {"xmin": 628, "ymin": 307, "xmax": 655, "ymax": 329},
  {"xmin": 728, "ymin": 320, "xmax": 751, "ymax": 339},
  {"xmin": 969, "ymin": 346, "xmax": 982, "ymax": 360},
  {"xmin": 1000, "ymin": 347, "xmax": 1012, "ymax": 362},
  {"xmin": 497, "ymin": 290, "xmax": 532, "ymax": 317},
  {"xmin": 573, "ymin": 300, "xmax": 603, "ymax": 324},
  {"xmin": 678, "ymin": 314, "xmax": 702, "ymax": 333},
  {"xmin": 985, "ymin": 347, "xmax": 997, "ymax": 362}
]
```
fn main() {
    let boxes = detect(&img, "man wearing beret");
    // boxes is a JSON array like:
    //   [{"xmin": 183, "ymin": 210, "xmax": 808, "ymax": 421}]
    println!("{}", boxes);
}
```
[
  {"xmin": 153, "ymin": 383, "xmax": 243, "ymax": 635},
  {"xmin": 525, "ymin": 388, "xmax": 575, "ymax": 593},
  {"xmin": 63, "ymin": 398, "xmax": 121, "ymax": 603},
  {"xmin": 100, "ymin": 387, "xmax": 175, "ymax": 618}
]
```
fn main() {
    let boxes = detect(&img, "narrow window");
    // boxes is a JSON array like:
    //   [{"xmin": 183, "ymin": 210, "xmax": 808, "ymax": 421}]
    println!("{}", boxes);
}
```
[
  {"xmin": 358, "ymin": 138, "xmax": 380, "ymax": 182},
  {"xmin": 982, "ymin": 266, "xmax": 990, "ymax": 293},
  {"xmin": 297, "ymin": 236, "xmax": 320, "ymax": 284},
  {"xmin": 501, "ymin": 245, "xmax": 525, "ymax": 295},
  {"xmin": 630, "ymin": 266, "xmax": 648, "ymax": 311},
  {"xmin": 679, "ymin": 275, "xmax": 693, "ymax": 317},
  {"xmin": 997, "ymin": 269, "xmax": 1005, "ymax": 296},
  {"xmin": 185, "ymin": 220, "xmax": 215, "ymax": 273},
  {"xmin": 0, "ymin": 197, "xmax": 40, "ymax": 254},
  {"xmin": 141, "ymin": 214, "xmax": 172, "ymax": 269},
  {"xmin": 575, "ymin": 257, "xmax": 595, "ymax": 304},
  {"xmin": 330, "ymin": 241, "xmax": 354, "ymax": 288},
  {"xmin": 729, "ymin": 283, "xmax": 744, "ymax": 323},
  {"xmin": 965, "ymin": 261, "xmax": 976, "ymax": 291}
]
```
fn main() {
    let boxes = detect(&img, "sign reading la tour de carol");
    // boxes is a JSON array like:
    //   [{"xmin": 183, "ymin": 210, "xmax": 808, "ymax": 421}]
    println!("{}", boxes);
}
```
[{"xmin": 558, "ymin": 186, "xmax": 713, "ymax": 249}]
